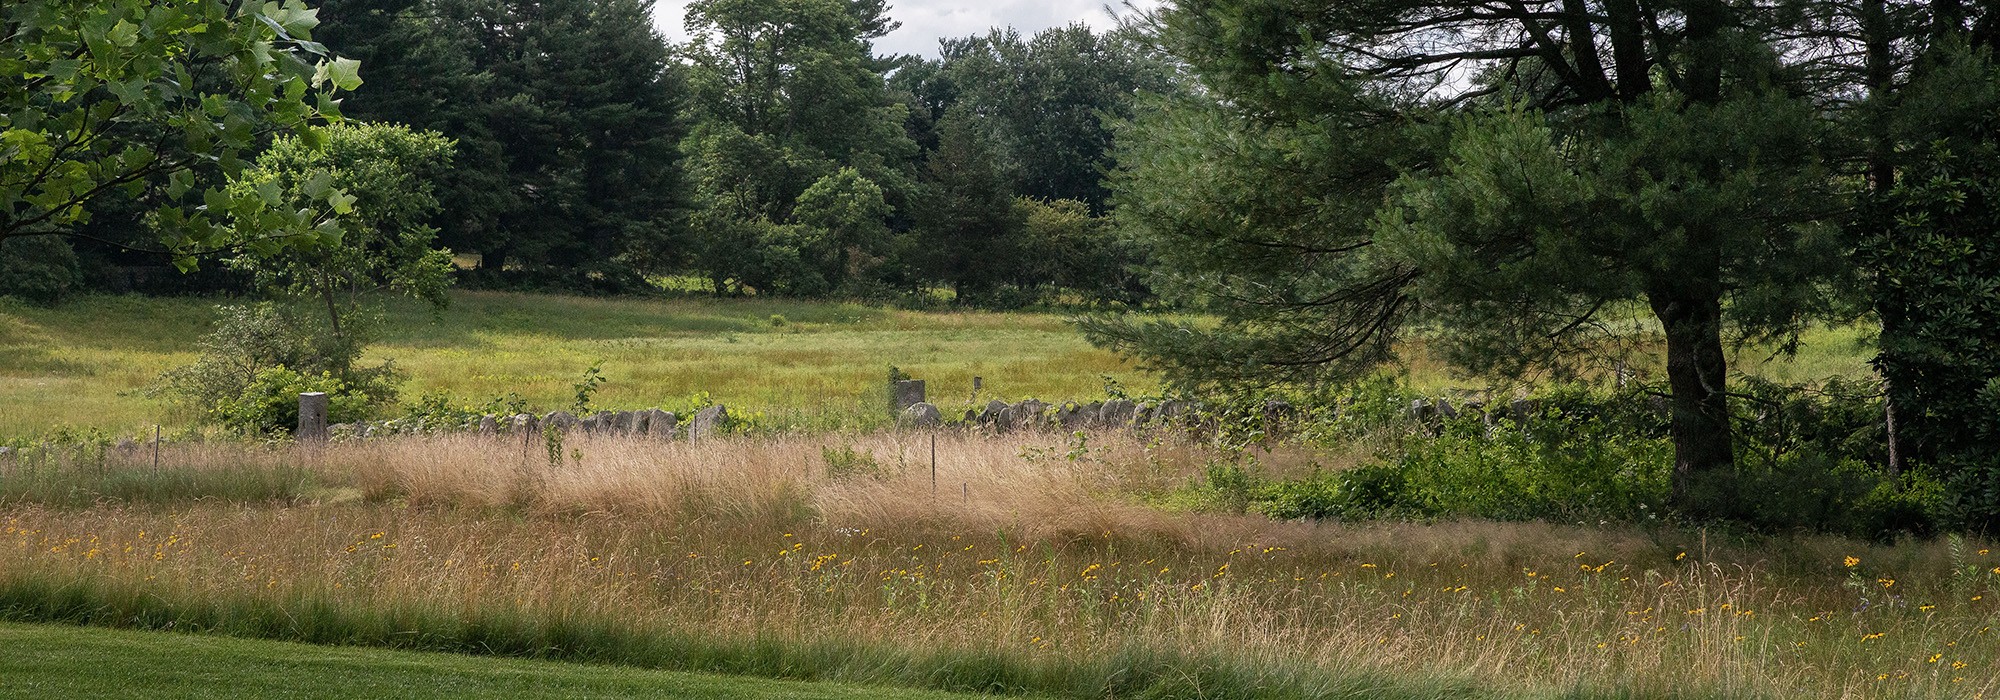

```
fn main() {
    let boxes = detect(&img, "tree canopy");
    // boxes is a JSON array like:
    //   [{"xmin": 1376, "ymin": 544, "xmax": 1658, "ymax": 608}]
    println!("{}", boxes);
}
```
[
  {"xmin": 1088, "ymin": 0, "xmax": 1873, "ymax": 508},
  {"xmin": 2, "ymin": 0, "xmax": 363, "ymax": 269}
]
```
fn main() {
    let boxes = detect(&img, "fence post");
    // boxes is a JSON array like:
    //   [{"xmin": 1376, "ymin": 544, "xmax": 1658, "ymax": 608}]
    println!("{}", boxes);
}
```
[{"xmin": 298, "ymin": 392, "xmax": 330, "ymax": 442}]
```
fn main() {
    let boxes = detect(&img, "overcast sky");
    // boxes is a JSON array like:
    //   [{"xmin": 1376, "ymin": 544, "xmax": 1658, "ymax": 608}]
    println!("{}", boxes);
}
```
[{"xmin": 650, "ymin": 1, "xmax": 1159, "ymax": 58}]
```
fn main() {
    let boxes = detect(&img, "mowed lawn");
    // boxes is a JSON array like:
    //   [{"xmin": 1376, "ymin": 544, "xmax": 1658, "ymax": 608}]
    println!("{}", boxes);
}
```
[
  {"xmin": 0, "ymin": 291, "xmax": 1148, "ymax": 436},
  {"xmin": 0, "ymin": 623, "xmax": 992, "ymax": 700}
]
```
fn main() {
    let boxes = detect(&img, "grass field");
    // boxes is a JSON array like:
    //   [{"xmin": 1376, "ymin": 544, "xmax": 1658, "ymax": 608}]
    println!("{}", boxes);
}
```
[
  {"xmin": 0, "ymin": 291, "xmax": 1876, "ymax": 439},
  {"xmin": 0, "ymin": 291, "xmax": 1148, "ymax": 437},
  {"xmin": 0, "ymin": 622, "xmax": 992, "ymax": 699},
  {"xmin": 2, "ymin": 433, "xmax": 1994, "ymax": 699}
]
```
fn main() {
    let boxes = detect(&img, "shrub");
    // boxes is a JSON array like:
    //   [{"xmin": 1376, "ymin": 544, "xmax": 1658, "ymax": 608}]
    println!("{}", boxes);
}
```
[
  {"xmin": 208, "ymin": 368, "xmax": 375, "ymax": 435},
  {"xmin": 154, "ymin": 303, "xmax": 401, "ymax": 434},
  {"xmin": 0, "ymin": 236, "xmax": 81, "ymax": 305}
]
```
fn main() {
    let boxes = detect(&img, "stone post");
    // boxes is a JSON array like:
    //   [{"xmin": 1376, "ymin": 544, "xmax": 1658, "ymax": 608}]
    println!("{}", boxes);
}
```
[
  {"xmin": 298, "ymin": 392, "xmax": 330, "ymax": 442},
  {"xmin": 892, "ymin": 380, "xmax": 926, "ymax": 414}
]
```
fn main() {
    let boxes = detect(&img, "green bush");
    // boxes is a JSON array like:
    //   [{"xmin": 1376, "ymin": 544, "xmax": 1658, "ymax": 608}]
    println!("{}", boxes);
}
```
[
  {"xmin": 154, "ymin": 303, "xmax": 401, "ymax": 434},
  {"xmin": 209, "ymin": 368, "xmax": 374, "ymax": 435},
  {"xmin": 0, "ymin": 236, "xmax": 81, "ymax": 305}
]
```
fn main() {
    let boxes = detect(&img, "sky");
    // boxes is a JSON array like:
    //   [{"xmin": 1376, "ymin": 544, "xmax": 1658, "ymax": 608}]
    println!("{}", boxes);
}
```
[{"xmin": 650, "ymin": 1, "xmax": 1159, "ymax": 58}]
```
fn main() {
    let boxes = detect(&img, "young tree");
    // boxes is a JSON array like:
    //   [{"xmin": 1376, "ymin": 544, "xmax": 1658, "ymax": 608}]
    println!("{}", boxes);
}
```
[
  {"xmin": 1091, "ymin": 0, "xmax": 1849, "ymax": 510},
  {"xmin": 794, "ymin": 168, "xmax": 893, "ymax": 293},
  {"xmin": 1, "ymin": 0, "xmax": 363, "ymax": 268},
  {"xmin": 1862, "ymin": 34, "xmax": 2000, "ymax": 527},
  {"xmin": 226, "ymin": 123, "xmax": 457, "ymax": 336}
]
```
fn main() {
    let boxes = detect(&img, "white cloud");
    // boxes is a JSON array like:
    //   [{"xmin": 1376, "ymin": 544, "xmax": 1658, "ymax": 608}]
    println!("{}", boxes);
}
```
[{"xmin": 653, "ymin": 1, "xmax": 1159, "ymax": 58}]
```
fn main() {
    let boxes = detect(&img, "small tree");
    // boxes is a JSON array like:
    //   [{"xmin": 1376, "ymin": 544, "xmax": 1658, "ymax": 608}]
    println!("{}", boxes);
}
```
[
  {"xmin": 794, "ymin": 168, "xmax": 892, "ymax": 294},
  {"xmin": 155, "ymin": 303, "xmax": 400, "ymax": 433},
  {"xmin": 226, "ymin": 122, "xmax": 457, "ymax": 336}
]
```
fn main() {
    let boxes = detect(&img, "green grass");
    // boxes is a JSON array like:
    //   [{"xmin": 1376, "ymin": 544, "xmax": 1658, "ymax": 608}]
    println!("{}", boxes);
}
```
[
  {"xmin": 0, "ymin": 622, "xmax": 990, "ymax": 700},
  {"xmin": 0, "ymin": 290, "xmax": 1880, "ymax": 438},
  {"xmin": 0, "ymin": 291, "xmax": 1148, "ymax": 436}
]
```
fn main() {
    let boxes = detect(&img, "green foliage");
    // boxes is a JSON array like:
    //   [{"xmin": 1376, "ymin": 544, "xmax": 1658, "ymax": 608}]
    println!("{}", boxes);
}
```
[
  {"xmin": 1862, "ymin": 45, "xmax": 2000, "ymax": 530},
  {"xmin": 400, "ymin": 391, "xmax": 529, "ymax": 428},
  {"xmin": 570, "ymin": 362, "xmax": 608, "ymax": 416},
  {"xmin": 912, "ymin": 110, "xmax": 1025, "ymax": 306},
  {"xmin": 316, "ymin": 0, "xmax": 691, "ymax": 289},
  {"xmin": 821, "ymin": 444, "xmax": 888, "ymax": 481},
  {"xmin": 0, "ymin": 236, "xmax": 80, "ymax": 305},
  {"xmin": 226, "ymin": 122, "xmax": 458, "ymax": 331},
  {"xmin": 210, "ymin": 367, "xmax": 374, "ymax": 435},
  {"xmin": 1014, "ymin": 197, "xmax": 1148, "ymax": 305},
  {"xmin": 0, "ymin": 0, "xmax": 361, "ymax": 267},
  {"xmin": 154, "ymin": 303, "xmax": 400, "ymax": 434},
  {"xmin": 908, "ymin": 25, "xmax": 1174, "ymax": 211},
  {"xmin": 680, "ymin": 0, "xmax": 914, "ymax": 297},
  {"xmin": 1095, "ymin": 0, "xmax": 1861, "ymax": 510}
]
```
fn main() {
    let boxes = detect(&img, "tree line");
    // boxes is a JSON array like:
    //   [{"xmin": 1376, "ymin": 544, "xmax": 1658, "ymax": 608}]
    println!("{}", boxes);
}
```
[{"xmin": 2, "ymin": 0, "xmax": 1166, "ymax": 308}]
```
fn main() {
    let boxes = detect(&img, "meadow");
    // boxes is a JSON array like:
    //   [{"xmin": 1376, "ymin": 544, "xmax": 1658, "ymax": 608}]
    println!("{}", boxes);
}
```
[
  {"xmin": 0, "ymin": 290, "xmax": 1874, "ymax": 439},
  {"xmin": 0, "ymin": 291, "xmax": 1148, "ymax": 437},
  {"xmin": 1, "ymin": 432, "xmax": 1995, "ymax": 699},
  {"xmin": 1, "ymin": 290, "xmax": 1938, "ymax": 699}
]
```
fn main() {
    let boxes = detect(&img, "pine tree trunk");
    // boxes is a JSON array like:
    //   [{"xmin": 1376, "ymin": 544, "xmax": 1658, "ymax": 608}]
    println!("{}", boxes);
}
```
[{"xmin": 1649, "ymin": 289, "xmax": 1735, "ymax": 509}]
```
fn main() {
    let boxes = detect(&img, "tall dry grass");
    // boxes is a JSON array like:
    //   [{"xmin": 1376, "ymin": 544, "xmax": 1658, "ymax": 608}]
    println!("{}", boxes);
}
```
[{"xmin": 2, "ymin": 431, "xmax": 1997, "ymax": 698}]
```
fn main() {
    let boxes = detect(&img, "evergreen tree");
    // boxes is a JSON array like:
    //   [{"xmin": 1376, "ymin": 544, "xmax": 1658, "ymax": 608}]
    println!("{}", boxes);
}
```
[
  {"xmin": 913, "ymin": 110, "xmax": 1025, "ymax": 305},
  {"xmin": 316, "ymin": 0, "xmax": 691, "ymax": 289},
  {"xmin": 1090, "ymin": 0, "xmax": 1850, "ymax": 510}
]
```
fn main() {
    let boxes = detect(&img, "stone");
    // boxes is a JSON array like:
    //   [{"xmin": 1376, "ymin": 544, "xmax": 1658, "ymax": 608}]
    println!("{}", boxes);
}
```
[
  {"xmin": 963, "ymin": 409, "xmax": 978, "ymax": 423},
  {"xmin": 1508, "ymin": 399, "xmax": 1536, "ymax": 424},
  {"xmin": 1099, "ymin": 399, "xmax": 1138, "ymax": 426},
  {"xmin": 892, "ymin": 380, "xmax": 927, "ymax": 413},
  {"xmin": 0, "ymin": 446, "xmax": 13, "ymax": 459},
  {"xmin": 1436, "ymin": 399, "xmax": 1459, "ymax": 420},
  {"xmin": 689, "ymin": 405, "xmax": 729, "ymax": 441},
  {"xmin": 1058, "ymin": 402, "xmax": 1100, "ymax": 429},
  {"xmin": 477, "ymin": 415, "xmax": 500, "ymax": 435},
  {"xmin": 1134, "ymin": 402, "xmax": 1156, "ymax": 425},
  {"xmin": 1157, "ymin": 400, "xmax": 1189, "ymax": 423},
  {"xmin": 544, "ymin": 411, "xmax": 579, "ymax": 432},
  {"xmin": 976, "ymin": 399, "xmax": 1010, "ymax": 425},
  {"xmin": 899, "ymin": 402, "xmax": 943, "ymax": 428},
  {"xmin": 1001, "ymin": 399, "xmax": 1049, "ymax": 431},
  {"xmin": 114, "ymin": 438, "xmax": 139, "ymax": 453},
  {"xmin": 646, "ymin": 409, "xmax": 679, "ymax": 439},
  {"xmin": 297, "ymin": 392, "xmax": 330, "ymax": 441},
  {"xmin": 613, "ymin": 410, "xmax": 638, "ymax": 435},
  {"xmin": 1409, "ymin": 398, "xmax": 1434, "ymax": 421}
]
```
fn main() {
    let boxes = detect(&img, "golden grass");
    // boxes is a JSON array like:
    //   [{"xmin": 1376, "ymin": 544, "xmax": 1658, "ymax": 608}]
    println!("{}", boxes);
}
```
[{"xmin": 3, "ymin": 432, "xmax": 1995, "ymax": 698}]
